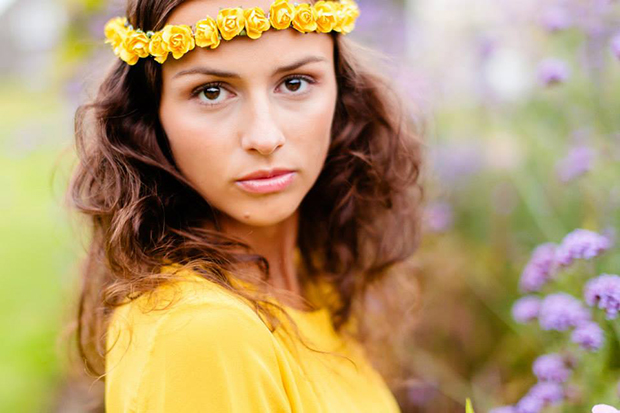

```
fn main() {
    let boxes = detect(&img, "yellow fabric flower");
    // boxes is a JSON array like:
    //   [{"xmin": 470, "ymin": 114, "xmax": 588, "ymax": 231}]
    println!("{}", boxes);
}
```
[
  {"xmin": 333, "ymin": 0, "xmax": 360, "ymax": 34},
  {"xmin": 148, "ymin": 31, "xmax": 169, "ymax": 64},
  {"xmin": 243, "ymin": 7, "xmax": 270, "ymax": 39},
  {"xmin": 217, "ymin": 7, "xmax": 245, "ymax": 41},
  {"xmin": 313, "ymin": 1, "xmax": 338, "ymax": 33},
  {"xmin": 292, "ymin": 4, "xmax": 317, "ymax": 33},
  {"xmin": 161, "ymin": 24, "xmax": 195, "ymax": 60},
  {"xmin": 118, "ymin": 30, "xmax": 150, "ymax": 65},
  {"xmin": 104, "ymin": 17, "xmax": 129, "ymax": 56},
  {"xmin": 195, "ymin": 17, "xmax": 221, "ymax": 49},
  {"xmin": 269, "ymin": 0, "xmax": 295, "ymax": 30}
]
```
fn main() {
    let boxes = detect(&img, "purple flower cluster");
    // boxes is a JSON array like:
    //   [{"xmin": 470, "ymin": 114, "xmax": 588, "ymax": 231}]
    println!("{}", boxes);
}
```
[
  {"xmin": 538, "ymin": 58, "xmax": 570, "ymax": 87},
  {"xmin": 505, "ymin": 227, "xmax": 616, "ymax": 412},
  {"xmin": 519, "ymin": 243, "xmax": 557, "ymax": 293},
  {"xmin": 584, "ymin": 274, "xmax": 620, "ymax": 320},
  {"xmin": 529, "ymin": 382, "xmax": 564, "ymax": 404},
  {"xmin": 512, "ymin": 296, "xmax": 541, "ymax": 323},
  {"xmin": 612, "ymin": 32, "xmax": 620, "ymax": 61},
  {"xmin": 533, "ymin": 353, "xmax": 571, "ymax": 383},
  {"xmin": 423, "ymin": 201, "xmax": 454, "ymax": 233},
  {"xmin": 494, "ymin": 356, "xmax": 569, "ymax": 413},
  {"xmin": 555, "ymin": 229, "xmax": 613, "ymax": 267},
  {"xmin": 571, "ymin": 321, "xmax": 605, "ymax": 351},
  {"xmin": 556, "ymin": 145, "xmax": 596, "ymax": 182},
  {"xmin": 540, "ymin": 6, "xmax": 573, "ymax": 32},
  {"xmin": 538, "ymin": 292, "xmax": 591, "ymax": 331}
]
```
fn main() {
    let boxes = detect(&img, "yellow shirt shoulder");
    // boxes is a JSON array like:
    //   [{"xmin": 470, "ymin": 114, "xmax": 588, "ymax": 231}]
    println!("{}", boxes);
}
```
[{"xmin": 104, "ymin": 267, "xmax": 401, "ymax": 412}]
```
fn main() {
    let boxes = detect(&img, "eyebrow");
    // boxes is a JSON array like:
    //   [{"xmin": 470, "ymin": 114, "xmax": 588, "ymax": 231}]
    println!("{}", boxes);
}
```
[{"xmin": 172, "ymin": 55, "xmax": 327, "ymax": 80}]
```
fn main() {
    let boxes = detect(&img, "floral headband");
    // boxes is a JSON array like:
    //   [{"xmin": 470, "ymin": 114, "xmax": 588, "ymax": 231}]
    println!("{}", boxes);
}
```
[{"xmin": 104, "ymin": 0, "xmax": 360, "ymax": 65}]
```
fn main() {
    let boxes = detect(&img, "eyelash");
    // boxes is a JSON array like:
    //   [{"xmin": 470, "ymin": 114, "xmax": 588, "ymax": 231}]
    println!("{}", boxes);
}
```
[{"xmin": 190, "ymin": 74, "xmax": 316, "ymax": 107}]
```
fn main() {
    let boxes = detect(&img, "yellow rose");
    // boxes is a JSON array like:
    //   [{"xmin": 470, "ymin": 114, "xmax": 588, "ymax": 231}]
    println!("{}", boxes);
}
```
[
  {"xmin": 161, "ymin": 24, "xmax": 195, "ymax": 60},
  {"xmin": 269, "ymin": 0, "xmax": 295, "ymax": 30},
  {"xmin": 244, "ymin": 7, "xmax": 270, "ymax": 39},
  {"xmin": 104, "ymin": 17, "xmax": 129, "ymax": 56},
  {"xmin": 118, "ymin": 30, "xmax": 150, "ymax": 65},
  {"xmin": 313, "ymin": 1, "xmax": 338, "ymax": 33},
  {"xmin": 333, "ymin": 0, "xmax": 360, "ymax": 34},
  {"xmin": 195, "ymin": 17, "xmax": 220, "ymax": 49},
  {"xmin": 292, "ymin": 4, "xmax": 317, "ymax": 33},
  {"xmin": 217, "ymin": 7, "xmax": 245, "ymax": 41},
  {"xmin": 148, "ymin": 31, "xmax": 169, "ymax": 64}
]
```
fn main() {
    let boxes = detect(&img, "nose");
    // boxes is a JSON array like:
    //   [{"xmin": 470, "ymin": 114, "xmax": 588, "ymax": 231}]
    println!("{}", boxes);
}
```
[{"xmin": 240, "ymin": 92, "xmax": 286, "ymax": 156}]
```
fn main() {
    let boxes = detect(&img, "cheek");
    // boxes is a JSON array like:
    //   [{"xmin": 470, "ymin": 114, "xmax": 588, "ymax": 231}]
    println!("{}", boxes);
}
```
[
  {"xmin": 159, "ymin": 99, "xmax": 235, "ymax": 196},
  {"xmin": 287, "ymin": 88, "xmax": 336, "ymax": 170}
]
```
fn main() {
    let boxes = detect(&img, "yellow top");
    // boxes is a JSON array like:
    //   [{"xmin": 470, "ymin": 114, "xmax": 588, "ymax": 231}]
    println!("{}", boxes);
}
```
[{"xmin": 104, "ymin": 264, "xmax": 401, "ymax": 412}]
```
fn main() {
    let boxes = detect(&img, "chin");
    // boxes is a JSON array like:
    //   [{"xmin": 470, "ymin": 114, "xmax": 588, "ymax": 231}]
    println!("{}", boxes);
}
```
[{"xmin": 226, "ymin": 197, "xmax": 301, "ymax": 227}]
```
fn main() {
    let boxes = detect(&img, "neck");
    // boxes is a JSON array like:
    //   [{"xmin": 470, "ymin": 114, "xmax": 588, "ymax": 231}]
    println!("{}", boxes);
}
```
[{"xmin": 217, "ymin": 209, "xmax": 305, "ymax": 304}]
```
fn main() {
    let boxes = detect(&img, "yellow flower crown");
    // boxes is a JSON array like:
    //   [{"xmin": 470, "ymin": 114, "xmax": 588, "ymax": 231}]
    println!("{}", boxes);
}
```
[{"xmin": 104, "ymin": 0, "xmax": 360, "ymax": 65}]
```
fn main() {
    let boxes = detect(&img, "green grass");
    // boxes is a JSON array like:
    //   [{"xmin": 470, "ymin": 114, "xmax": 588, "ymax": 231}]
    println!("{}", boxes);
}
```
[{"xmin": 0, "ymin": 79, "xmax": 81, "ymax": 411}]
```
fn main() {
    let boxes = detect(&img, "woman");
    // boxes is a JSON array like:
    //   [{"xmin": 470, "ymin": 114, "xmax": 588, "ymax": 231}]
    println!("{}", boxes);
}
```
[{"xmin": 68, "ymin": 0, "xmax": 424, "ymax": 410}]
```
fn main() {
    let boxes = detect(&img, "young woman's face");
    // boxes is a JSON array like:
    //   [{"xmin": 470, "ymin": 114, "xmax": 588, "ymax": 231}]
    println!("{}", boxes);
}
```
[{"xmin": 159, "ymin": 0, "xmax": 338, "ymax": 227}]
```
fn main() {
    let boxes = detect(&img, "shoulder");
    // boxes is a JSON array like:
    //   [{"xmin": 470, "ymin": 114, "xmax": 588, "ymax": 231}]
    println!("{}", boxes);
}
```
[
  {"xmin": 106, "ymin": 265, "xmax": 281, "ymax": 365},
  {"xmin": 106, "ymin": 269, "xmax": 292, "ymax": 412},
  {"xmin": 151, "ymin": 299, "xmax": 276, "ymax": 356}
]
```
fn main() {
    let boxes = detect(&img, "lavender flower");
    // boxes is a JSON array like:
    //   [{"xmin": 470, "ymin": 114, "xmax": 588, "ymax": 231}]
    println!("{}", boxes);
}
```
[
  {"xmin": 538, "ymin": 58, "xmax": 570, "ymax": 87},
  {"xmin": 584, "ymin": 274, "xmax": 620, "ymax": 320},
  {"xmin": 556, "ymin": 145, "xmax": 595, "ymax": 182},
  {"xmin": 423, "ymin": 201, "xmax": 454, "ymax": 233},
  {"xmin": 611, "ymin": 32, "xmax": 620, "ymax": 61},
  {"xmin": 540, "ymin": 6, "xmax": 573, "ymax": 32},
  {"xmin": 520, "ymin": 243, "xmax": 557, "ymax": 292},
  {"xmin": 555, "ymin": 229, "xmax": 613, "ymax": 267},
  {"xmin": 512, "ymin": 296, "xmax": 542, "ymax": 323},
  {"xmin": 538, "ymin": 292, "xmax": 590, "ymax": 331},
  {"xmin": 516, "ymin": 395, "xmax": 544, "ymax": 413},
  {"xmin": 528, "ymin": 381, "xmax": 565, "ymax": 404},
  {"xmin": 533, "ymin": 353, "xmax": 571, "ymax": 383},
  {"xmin": 571, "ymin": 321, "xmax": 605, "ymax": 351},
  {"xmin": 490, "ymin": 407, "xmax": 516, "ymax": 413}
]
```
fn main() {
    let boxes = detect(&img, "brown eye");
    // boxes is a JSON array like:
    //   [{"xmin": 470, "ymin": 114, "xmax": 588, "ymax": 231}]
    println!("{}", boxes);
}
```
[
  {"xmin": 195, "ymin": 83, "xmax": 232, "ymax": 106},
  {"xmin": 202, "ymin": 86, "xmax": 221, "ymax": 100},
  {"xmin": 279, "ymin": 76, "xmax": 313, "ymax": 95},
  {"xmin": 284, "ymin": 78, "xmax": 302, "ymax": 92}
]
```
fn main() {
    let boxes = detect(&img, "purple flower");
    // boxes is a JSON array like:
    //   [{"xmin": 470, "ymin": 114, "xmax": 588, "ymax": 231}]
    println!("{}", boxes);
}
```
[
  {"xmin": 533, "ymin": 353, "xmax": 571, "ymax": 383},
  {"xmin": 539, "ymin": 292, "xmax": 591, "ymax": 331},
  {"xmin": 538, "ymin": 58, "xmax": 570, "ymax": 87},
  {"xmin": 584, "ymin": 274, "xmax": 620, "ymax": 320},
  {"xmin": 520, "ymin": 243, "xmax": 557, "ymax": 292},
  {"xmin": 611, "ymin": 32, "xmax": 620, "ymax": 61},
  {"xmin": 490, "ymin": 407, "xmax": 516, "ymax": 413},
  {"xmin": 516, "ymin": 395, "xmax": 544, "ymax": 413},
  {"xmin": 571, "ymin": 321, "xmax": 605, "ymax": 351},
  {"xmin": 540, "ymin": 6, "xmax": 573, "ymax": 32},
  {"xmin": 512, "ymin": 296, "xmax": 542, "ymax": 323},
  {"xmin": 424, "ymin": 201, "xmax": 454, "ymax": 233},
  {"xmin": 555, "ymin": 229, "xmax": 613, "ymax": 267},
  {"xmin": 556, "ymin": 145, "xmax": 596, "ymax": 182},
  {"xmin": 528, "ymin": 381, "xmax": 565, "ymax": 404}
]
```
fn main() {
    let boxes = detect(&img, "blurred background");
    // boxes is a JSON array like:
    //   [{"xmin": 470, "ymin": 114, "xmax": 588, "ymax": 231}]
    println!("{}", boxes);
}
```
[{"xmin": 1, "ymin": 0, "xmax": 619, "ymax": 411}]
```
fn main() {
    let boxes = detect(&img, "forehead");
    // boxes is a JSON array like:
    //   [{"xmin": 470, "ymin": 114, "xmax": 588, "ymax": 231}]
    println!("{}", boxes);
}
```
[{"xmin": 161, "ymin": 0, "xmax": 333, "ymax": 72}]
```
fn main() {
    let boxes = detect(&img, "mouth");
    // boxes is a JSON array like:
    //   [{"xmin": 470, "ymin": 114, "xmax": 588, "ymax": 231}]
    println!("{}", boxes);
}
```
[{"xmin": 235, "ymin": 171, "xmax": 297, "ymax": 194}]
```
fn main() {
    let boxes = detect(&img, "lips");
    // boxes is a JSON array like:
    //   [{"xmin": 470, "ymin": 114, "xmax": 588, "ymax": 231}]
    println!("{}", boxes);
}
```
[{"xmin": 237, "ymin": 168, "xmax": 295, "ymax": 181}]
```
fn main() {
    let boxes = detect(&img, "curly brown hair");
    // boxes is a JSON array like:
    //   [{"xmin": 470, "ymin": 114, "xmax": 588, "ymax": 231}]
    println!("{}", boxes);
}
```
[{"xmin": 63, "ymin": 0, "xmax": 425, "ymax": 409}]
